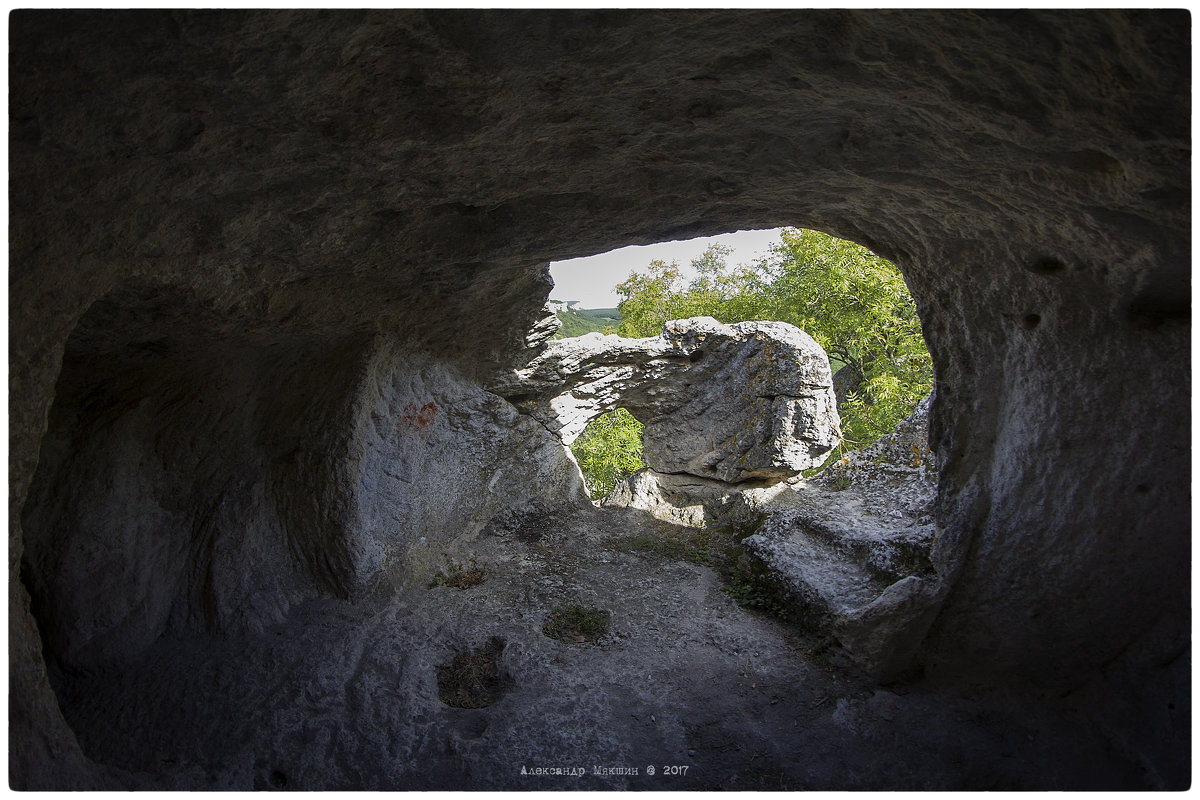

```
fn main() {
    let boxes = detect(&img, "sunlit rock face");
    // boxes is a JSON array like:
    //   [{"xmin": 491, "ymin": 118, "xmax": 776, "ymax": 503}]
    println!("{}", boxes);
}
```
[
  {"xmin": 10, "ymin": 9, "xmax": 1189, "ymax": 789},
  {"xmin": 603, "ymin": 396, "xmax": 939, "ymax": 682},
  {"xmin": 492, "ymin": 317, "xmax": 841, "ymax": 482}
]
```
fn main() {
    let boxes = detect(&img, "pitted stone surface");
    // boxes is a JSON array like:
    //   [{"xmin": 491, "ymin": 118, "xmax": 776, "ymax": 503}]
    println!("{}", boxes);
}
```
[
  {"xmin": 602, "ymin": 395, "xmax": 940, "ymax": 680},
  {"xmin": 738, "ymin": 397, "xmax": 940, "ymax": 680},
  {"xmin": 494, "ymin": 317, "xmax": 841, "ymax": 481},
  {"xmin": 9, "ymin": 10, "xmax": 1189, "ymax": 790},
  {"xmin": 814, "ymin": 393, "xmax": 937, "ymax": 521}
]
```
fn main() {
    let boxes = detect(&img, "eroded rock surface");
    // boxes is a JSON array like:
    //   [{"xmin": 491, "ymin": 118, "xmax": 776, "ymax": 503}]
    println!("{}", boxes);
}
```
[
  {"xmin": 738, "ymin": 396, "xmax": 940, "ymax": 680},
  {"xmin": 494, "ymin": 317, "xmax": 840, "ymax": 482},
  {"xmin": 22, "ymin": 325, "xmax": 589, "ymax": 675},
  {"xmin": 604, "ymin": 395, "xmax": 940, "ymax": 680},
  {"xmin": 9, "ymin": 9, "xmax": 1189, "ymax": 791},
  {"xmin": 41, "ymin": 504, "xmax": 1153, "ymax": 790}
]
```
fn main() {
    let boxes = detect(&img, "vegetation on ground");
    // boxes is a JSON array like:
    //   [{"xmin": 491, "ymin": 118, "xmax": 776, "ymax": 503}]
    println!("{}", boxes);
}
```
[
  {"xmin": 429, "ymin": 560, "xmax": 487, "ymax": 589},
  {"xmin": 551, "ymin": 306, "xmax": 620, "ymax": 339},
  {"xmin": 607, "ymin": 518, "xmax": 798, "ymax": 625},
  {"xmin": 542, "ymin": 604, "xmax": 611, "ymax": 643},
  {"xmin": 719, "ymin": 561, "xmax": 795, "ymax": 623},
  {"xmin": 569, "ymin": 408, "xmax": 646, "ymax": 498},
  {"xmin": 609, "ymin": 526, "xmax": 713, "ymax": 566},
  {"xmin": 436, "ymin": 637, "xmax": 508, "ymax": 708}
]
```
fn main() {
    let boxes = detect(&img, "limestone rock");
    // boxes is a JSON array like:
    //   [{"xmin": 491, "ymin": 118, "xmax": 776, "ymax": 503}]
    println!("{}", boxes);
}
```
[
  {"xmin": 524, "ymin": 303, "xmax": 563, "ymax": 349},
  {"xmin": 600, "ymin": 469, "xmax": 738, "ymax": 528},
  {"xmin": 815, "ymin": 393, "xmax": 937, "ymax": 521},
  {"xmin": 833, "ymin": 576, "xmax": 942, "ymax": 683},
  {"xmin": 7, "ymin": 9, "xmax": 1189, "ymax": 790},
  {"xmin": 734, "ymin": 397, "xmax": 939, "ymax": 678},
  {"xmin": 495, "ymin": 317, "xmax": 841, "ymax": 482},
  {"xmin": 21, "ymin": 334, "xmax": 590, "ymax": 675},
  {"xmin": 599, "ymin": 397, "xmax": 941, "ymax": 679}
]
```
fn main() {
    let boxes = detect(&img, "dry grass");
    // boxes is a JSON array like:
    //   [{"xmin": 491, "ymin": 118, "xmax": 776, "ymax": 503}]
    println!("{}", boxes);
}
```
[
  {"xmin": 430, "ymin": 561, "xmax": 487, "ymax": 589},
  {"xmin": 436, "ymin": 637, "xmax": 509, "ymax": 708}
]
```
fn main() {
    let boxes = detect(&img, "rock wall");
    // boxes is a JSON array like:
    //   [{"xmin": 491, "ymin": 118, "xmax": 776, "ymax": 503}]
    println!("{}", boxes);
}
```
[
  {"xmin": 744, "ymin": 395, "xmax": 940, "ymax": 680},
  {"xmin": 10, "ymin": 10, "xmax": 1189, "ymax": 788},
  {"xmin": 22, "ymin": 295, "xmax": 588, "ymax": 676},
  {"xmin": 350, "ymin": 338, "xmax": 590, "ymax": 586}
]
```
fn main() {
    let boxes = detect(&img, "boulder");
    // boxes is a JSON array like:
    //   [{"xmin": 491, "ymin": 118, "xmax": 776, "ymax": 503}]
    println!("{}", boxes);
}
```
[
  {"xmin": 601, "ymin": 469, "xmax": 737, "ymax": 528},
  {"xmin": 604, "ymin": 395, "xmax": 941, "ymax": 680},
  {"xmin": 737, "ymin": 396, "xmax": 939, "ymax": 679},
  {"xmin": 494, "ymin": 317, "xmax": 841, "ymax": 482}
]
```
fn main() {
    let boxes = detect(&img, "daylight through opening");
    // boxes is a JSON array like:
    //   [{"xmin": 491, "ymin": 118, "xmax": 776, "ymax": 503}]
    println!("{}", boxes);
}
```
[
  {"xmin": 550, "ymin": 227, "xmax": 934, "ymax": 499},
  {"xmin": 521, "ymin": 226, "xmax": 943, "ymax": 685}
]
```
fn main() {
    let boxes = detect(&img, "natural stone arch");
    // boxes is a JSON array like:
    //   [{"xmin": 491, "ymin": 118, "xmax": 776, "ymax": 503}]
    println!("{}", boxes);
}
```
[
  {"xmin": 494, "ymin": 317, "xmax": 842, "ymax": 483},
  {"xmin": 10, "ymin": 9, "xmax": 1188, "ymax": 789}
]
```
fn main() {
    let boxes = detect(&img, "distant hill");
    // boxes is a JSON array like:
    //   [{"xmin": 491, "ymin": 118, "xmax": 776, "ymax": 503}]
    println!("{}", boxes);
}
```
[{"xmin": 551, "ymin": 306, "xmax": 621, "ymax": 339}]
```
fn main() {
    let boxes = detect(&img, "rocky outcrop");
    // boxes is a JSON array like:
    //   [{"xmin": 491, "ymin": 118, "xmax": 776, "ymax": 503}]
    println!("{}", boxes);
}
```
[
  {"xmin": 814, "ymin": 393, "xmax": 937, "ymax": 517},
  {"xmin": 603, "ymin": 395, "xmax": 940, "ymax": 680},
  {"xmin": 9, "ymin": 9, "xmax": 1189, "ymax": 790},
  {"xmin": 602, "ymin": 470, "xmax": 737, "ymax": 528},
  {"xmin": 494, "ymin": 317, "xmax": 841, "ymax": 482},
  {"xmin": 739, "ymin": 396, "xmax": 940, "ymax": 680}
]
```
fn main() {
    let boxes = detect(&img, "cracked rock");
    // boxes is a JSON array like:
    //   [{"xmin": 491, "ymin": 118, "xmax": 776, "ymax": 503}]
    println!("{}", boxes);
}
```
[{"xmin": 492, "ymin": 317, "xmax": 841, "ymax": 482}]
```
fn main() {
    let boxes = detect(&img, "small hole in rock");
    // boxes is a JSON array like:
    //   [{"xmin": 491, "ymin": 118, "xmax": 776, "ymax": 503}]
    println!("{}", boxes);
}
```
[
  {"xmin": 436, "ymin": 637, "xmax": 510, "ymax": 708},
  {"xmin": 269, "ymin": 770, "xmax": 287, "ymax": 788},
  {"xmin": 1021, "ymin": 313, "xmax": 1042, "ymax": 329},
  {"xmin": 1027, "ymin": 257, "xmax": 1066, "ymax": 275}
]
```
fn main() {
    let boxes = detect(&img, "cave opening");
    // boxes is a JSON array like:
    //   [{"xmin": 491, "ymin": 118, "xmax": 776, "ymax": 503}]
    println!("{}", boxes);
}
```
[
  {"xmin": 544, "ymin": 227, "xmax": 936, "ymax": 500},
  {"xmin": 504, "ymin": 227, "xmax": 944, "ymax": 694},
  {"xmin": 22, "ymin": 226, "xmax": 945, "ymax": 789},
  {"xmin": 10, "ymin": 9, "xmax": 1188, "ymax": 791}
]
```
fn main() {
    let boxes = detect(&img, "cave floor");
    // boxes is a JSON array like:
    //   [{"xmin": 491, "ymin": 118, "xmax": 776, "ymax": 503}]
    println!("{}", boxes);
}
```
[{"xmin": 50, "ymin": 506, "xmax": 1144, "ymax": 790}]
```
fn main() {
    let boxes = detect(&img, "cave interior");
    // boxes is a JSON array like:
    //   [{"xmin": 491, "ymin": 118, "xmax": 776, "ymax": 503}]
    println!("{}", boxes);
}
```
[{"xmin": 8, "ymin": 9, "xmax": 1191, "ymax": 790}]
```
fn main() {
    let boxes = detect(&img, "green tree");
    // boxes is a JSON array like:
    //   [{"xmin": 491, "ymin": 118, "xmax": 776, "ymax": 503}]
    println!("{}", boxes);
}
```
[
  {"xmin": 569, "ymin": 408, "xmax": 646, "ymax": 498},
  {"xmin": 759, "ymin": 228, "xmax": 933, "ymax": 448},
  {"xmin": 614, "ymin": 259, "xmax": 705, "ymax": 337},
  {"xmin": 616, "ymin": 244, "xmax": 764, "ymax": 338},
  {"xmin": 615, "ymin": 229, "xmax": 933, "ymax": 456}
]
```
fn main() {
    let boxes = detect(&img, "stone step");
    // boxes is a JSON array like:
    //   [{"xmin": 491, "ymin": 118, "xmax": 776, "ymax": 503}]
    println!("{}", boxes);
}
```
[
  {"xmin": 742, "ymin": 511, "xmax": 893, "ymax": 621},
  {"xmin": 737, "ymin": 482, "xmax": 936, "ymax": 586}
]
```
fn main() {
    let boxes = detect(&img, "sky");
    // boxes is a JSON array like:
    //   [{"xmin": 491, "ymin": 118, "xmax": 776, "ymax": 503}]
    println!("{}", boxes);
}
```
[{"xmin": 548, "ymin": 228, "xmax": 784, "ymax": 309}]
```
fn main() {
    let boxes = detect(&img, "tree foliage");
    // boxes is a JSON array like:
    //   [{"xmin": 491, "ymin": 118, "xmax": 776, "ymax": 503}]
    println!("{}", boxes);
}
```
[
  {"xmin": 568, "ymin": 229, "xmax": 933, "ymax": 493},
  {"xmin": 569, "ymin": 408, "xmax": 646, "ymax": 498},
  {"xmin": 616, "ymin": 228, "xmax": 933, "ymax": 455}
]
